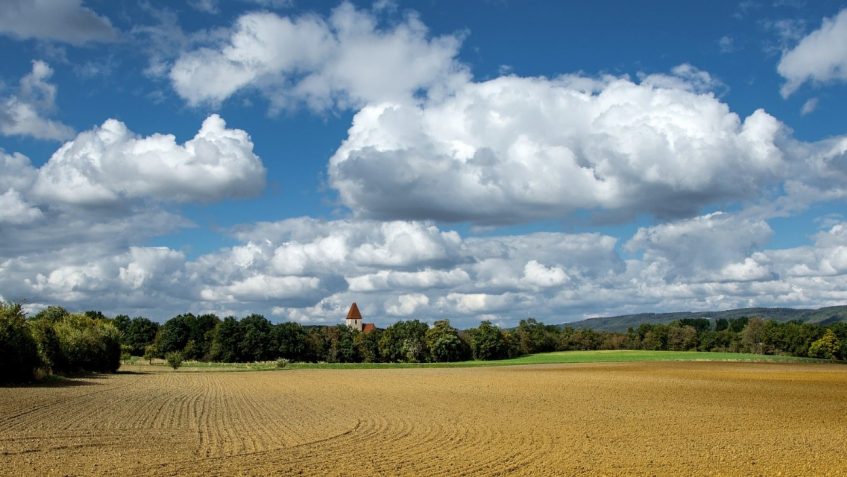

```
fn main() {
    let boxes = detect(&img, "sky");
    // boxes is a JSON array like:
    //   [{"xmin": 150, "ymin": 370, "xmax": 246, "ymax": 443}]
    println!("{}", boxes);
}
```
[{"xmin": 1, "ymin": 0, "xmax": 847, "ymax": 327}]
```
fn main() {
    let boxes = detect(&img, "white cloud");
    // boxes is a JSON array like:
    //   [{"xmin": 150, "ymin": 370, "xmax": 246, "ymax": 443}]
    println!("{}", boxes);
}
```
[
  {"xmin": 626, "ymin": 212, "xmax": 773, "ymax": 279},
  {"xmin": 33, "ymin": 114, "xmax": 265, "ymax": 205},
  {"xmin": 188, "ymin": 0, "xmax": 219, "ymax": 14},
  {"xmin": 801, "ymin": 97, "xmax": 819, "ymax": 115},
  {"xmin": 4, "ymin": 211, "xmax": 847, "ymax": 326},
  {"xmin": 0, "ymin": 190, "xmax": 43, "ymax": 225},
  {"xmin": 119, "ymin": 247, "xmax": 187, "ymax": 290},
  {"xmin": 0, "ymin": 151, "xmax": 38, "ymax": 194},
  {"xmin": 347, "ymin": 268, "xmax": 469, "ymax": 292},
  {"xmin": 438, "ymin": 292, "xmax": 526, "ymax": 315},
  {"xmin": 521, "ymin": 260, "xmax": 569, "ymax": 288},
  {"xmin": 233, "ymin": 218, "xmax": 461, "ymax": 274},
  {"xmin": 385, "ymin": 293, "xmax": 428, "ymax": 316},
  {"xmin": 778, "ymin": 8, "xmax": 847, "ymax": 97},
  {"xmin": 1, "ymin": 61, "xmax": 74, "ymax": 141},
  {"xmin": 0, "ymin": 113, "xmax": 271, "ymax": 311},
  {"xmin": 0, "ymin": 0, "xmax": 117, "ymax": 45},
  {"xmin": 719, "ymin": 257, "xmax": 775, "ymax": 282},
  {"xmin": 169, "ymin": 2, "xmax": 467, "ymax": 110},
  {"xmin": 200, "ymin": 275, "xmax": 322, "ymax": 303},
  {"xmin": 719, "ymin": 35, "xmax": 736, "ymax": 54},
  {"xmin": 330, "ymin": 72, "xmax": 786, "ymax": 224}
]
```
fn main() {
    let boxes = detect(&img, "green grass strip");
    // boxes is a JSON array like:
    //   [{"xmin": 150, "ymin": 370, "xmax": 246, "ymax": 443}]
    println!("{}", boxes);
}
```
[{"xmin": 130, "ymin": 350, "xmax": 829, "ymax": 372}]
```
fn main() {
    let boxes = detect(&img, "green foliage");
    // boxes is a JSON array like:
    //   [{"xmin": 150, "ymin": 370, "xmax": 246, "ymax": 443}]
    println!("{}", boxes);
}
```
[
  {"xmin": 23, "ymin": 305, "xmax": 841, "ymax": 369},
  {"xmin": 469, "ymin": 321, "xmax": 509, "ymax": 360},
  {"xmin": 189, "ymin": 314, "xmax": 221, "ymax": 360},
  {"xmin": 667, "ymin": 325, "xmax": 698, "ymax": 351},
  {"xmin": 305, "ymin": 327, "xmax": 329, "ymax": 362},
  {"xmin": 113, "ymin": 315, "xmax": 131, "ymax": 335},
  {"xmin": 33, "ymin": 306, "xmax": 70, "ymax": 323},
  {"xmin": 29, "ymin": 317, "xmax": 64, "ymax": 372},
  {"xmin": 239, "ymin": 314, "xmax": 273, "ymax": 361},
  {"xmin": 677, "ymin": 318, "xmax": 711, "ymax": 334},
  {"xmin": 808, "ymin": 329, "xmax": 840, "ymax": 359},
  {"xmin": 155, "ymin": 313, "xmax": 219, "ymax": 360},
  {"xmin": 729, "ymin": 317, "xmax": 750, "ymax": 333},
  {"xmin": 379, "ymin": 320, "xmax": 429, "ymax": 362},
  {"xmin": 741, "ymin": 317, "xmax": 768, "ymax": 354},
  {"xmin": 514, "ymin": 318, "xmax": 558, "ymax": 354},
  {"xmin": 275, "ymin": 358, "xmax": 289, "ymax": 368},
  {"xmin": 166, "ymin": 351, "xmax": 183, "ymax": 370},
  {"xmin": 324, "ymin": 325, "xmax": 359, "ymax": 363},
  {"xmin": 52, "ymin": 314, "xmax": 121, "ymax": 373},
  {"xmin": 143, "ymin": 344, "xmax": 157, "ymax": 364},
  {"xmin": 426, "ymin": 320, "xmax": 469, "ymax": 362},
  {"xmin": 0, "ymin": 303, "xmax": 41, "ymax": 383},
  {"xmin": 272, "ymin": 322, "xmax": 308, "ymax": 361},
  {"xmin": 354, "ymin": 329, "xmax": 381, "ymax": 363},
  {"xmin": 155, "ymin": 314, "xmax": 191, "ymax": 356},
  {"xmin": 209, "ymin": 317, "xmax": 243, "ymax": 362},
  {"xmin": 122, "ymin": 317, "xmax": 159, "ymax": 356},
  {"xmin": 559, "ymin": 327, "xmax": 603, "ymax": 351}
]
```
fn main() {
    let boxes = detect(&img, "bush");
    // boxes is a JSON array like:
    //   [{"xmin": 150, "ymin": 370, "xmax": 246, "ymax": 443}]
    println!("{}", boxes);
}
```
[
  {"xmin": 276, "ymin": 358, "xmax": 289, "ymax": 369},
  {"xmin": 29, "ymin": 317, "xmax": 64, "ymax": 373},
  {"xmin": 121, "ymin": 344, "xmax": 132, "ymax": 362},
  {"xmin": 166, "ymin": 352, "xmax": 183, "ymax": 370},
  {"xmin": 0, "ymin": 303, "xmax": 41, "ymax": 383},
  {"xmin": 53, "ymin": 314, "xmax": 121, "ymax": 374},
  {"xmin": 809, "ymin": 329, "xmax": 841, "ymax": 360},
  {"xmin": 143, "ymin": 344, "xmax": 158, "ymax": 364}
]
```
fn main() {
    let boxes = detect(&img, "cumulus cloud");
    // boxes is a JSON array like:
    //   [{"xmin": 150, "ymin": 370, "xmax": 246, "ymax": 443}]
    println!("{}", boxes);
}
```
[
  {"xmin": 4, "ymin": 212, "xmax": 847, "ymax": 326},
  {"xmin": 0, "ymin": 0, "xmax": 117, "ymax": 45},
  {"xmin": 1, "ymin": 61, "xmax": 74, "ymax": 141},
  {"xmin": 0, "ymin": 190, "xmax": 43, "ymax": 225},
  {"xmin": 200, "ymin": 275, "xmax": 323, "ymax": 303},
  {"xmin": 330, "ymin": 71, "xmax": 787, "ymax": 224},
  {"xmin": 778, "ymin": 8, "xmax": 847, "ymax": 97},
  {"xmin": 169, "ymin": 2, "xmax": 467, "ymax": 110},
  {"xmin": 0, "ymin": 115, "xmax": 268, "ymax": 312},
  {"xmin": 0, "ymin": 151, "xmax": 43, "ymax": 227},
  {"xmin": 626, "ymin": 212, "xmax": 773, "ymax": 280},
  {"xmin": 33, "ymin": 114, "xmax": 265, "ymax": 205},
  {"xmin": 385, "ymin": 293, "xmax": 429, "ymax": 316}
]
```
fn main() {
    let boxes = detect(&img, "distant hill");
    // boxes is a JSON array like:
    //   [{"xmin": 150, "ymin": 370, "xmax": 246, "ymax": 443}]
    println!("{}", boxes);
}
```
[{"xmin": 564, "ymin": 305, "xmax": 847, "ymax": 332}]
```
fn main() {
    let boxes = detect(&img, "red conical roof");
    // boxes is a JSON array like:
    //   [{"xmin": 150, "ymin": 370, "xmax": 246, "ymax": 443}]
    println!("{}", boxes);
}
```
[{"xmin": 346, "ymin": 302, "xmax": 362, "ymax": 320}]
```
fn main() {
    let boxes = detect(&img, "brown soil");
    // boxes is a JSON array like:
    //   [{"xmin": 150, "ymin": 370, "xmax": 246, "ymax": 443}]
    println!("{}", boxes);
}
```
[{"xmin": 1, "ymin": 362, "xmax": 846, "ymax": 476}]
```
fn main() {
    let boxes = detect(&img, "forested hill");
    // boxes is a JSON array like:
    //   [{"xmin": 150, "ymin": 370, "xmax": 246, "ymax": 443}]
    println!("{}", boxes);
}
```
[{"xmin": 565, "ymin": 306, "xmax": 847, "ymax": 332}]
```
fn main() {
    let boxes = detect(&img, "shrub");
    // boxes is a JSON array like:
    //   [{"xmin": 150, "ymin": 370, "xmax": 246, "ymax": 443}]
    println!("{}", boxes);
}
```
[
  {"xmin": 809, "ymin": 329, "xmax": 841, "ymax": 360},
  {"xmin": 276, "ymin": 358, "xmax": 289, "ymax": 369},
  {"xmin": 53, "ymin": 314, "xmax": 121, "ymax": 374},
  {"xmin": 166, "ymin": 352, "xmax": 183, "ymax": 370},
  {"xmin": 0, "ymin": 303, "xmax": 41, "ymax": 383},
  {"xmin": 143, "ymin": 344, "xmax": 158, "ymax": 364},
  {"xmin": 29, "ymin": 317, "xmax": 64, "ymax": 373}
]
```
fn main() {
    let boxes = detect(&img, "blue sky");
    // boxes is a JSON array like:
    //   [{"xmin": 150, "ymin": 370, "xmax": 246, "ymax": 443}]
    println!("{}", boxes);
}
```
[{"xmin": 1, "ymin": 0, "xmax": 846, "ymax": 327}]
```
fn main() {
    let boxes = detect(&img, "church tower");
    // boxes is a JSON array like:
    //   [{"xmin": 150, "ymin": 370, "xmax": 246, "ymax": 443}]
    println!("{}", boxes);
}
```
[{"xmin": 345, "ymin": 302, "xmax": 363, "ymax": 332}]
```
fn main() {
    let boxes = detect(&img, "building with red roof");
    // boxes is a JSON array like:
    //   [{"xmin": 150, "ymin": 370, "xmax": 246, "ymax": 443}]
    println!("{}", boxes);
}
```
[{"xmin": 345, "ymin": 303, "xmax": 375, "ymax": 333}]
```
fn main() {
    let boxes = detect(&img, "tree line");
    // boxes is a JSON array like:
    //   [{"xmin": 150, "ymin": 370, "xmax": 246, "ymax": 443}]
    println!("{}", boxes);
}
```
[
  {"xmin": 2, "ymin": 303, "xmax": 845, "ymax": 383},
  {"xmin": 92, "ymin": 311, "xmax": 847, "ymax": 364}
]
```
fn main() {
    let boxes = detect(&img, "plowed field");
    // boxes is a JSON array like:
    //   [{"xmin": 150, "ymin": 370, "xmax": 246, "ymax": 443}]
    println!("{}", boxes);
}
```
[{"xmin": 1, "ymin": 362, "xmax": 846, "ymax": 476}]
